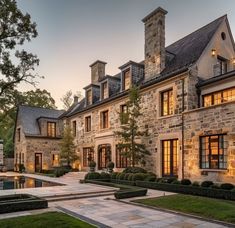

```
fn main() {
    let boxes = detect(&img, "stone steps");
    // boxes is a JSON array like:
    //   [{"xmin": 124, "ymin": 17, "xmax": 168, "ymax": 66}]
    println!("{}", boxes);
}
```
[{"xmin": 44, "ymin": 190, "xmax": 115, "ymax": 202}]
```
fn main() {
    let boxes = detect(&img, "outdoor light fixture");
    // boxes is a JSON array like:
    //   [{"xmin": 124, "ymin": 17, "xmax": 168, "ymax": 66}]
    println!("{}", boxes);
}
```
[
  {"xmin": 232, "ymin": 58, "xmax": 235, "ymax": 65},
  {"xmin": 211, "ymin": 49, "xmax": 216, "ymax": 56}
]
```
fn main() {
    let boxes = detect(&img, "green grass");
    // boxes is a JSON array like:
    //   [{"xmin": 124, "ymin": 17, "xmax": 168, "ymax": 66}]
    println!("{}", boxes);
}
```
[
  {"xmin": 0, "ymin": 212, "xmax": 96, "ymax": 228},
  {"xmin": 134, "ymin": 194, "xmax": 235, "ymax": 224}
]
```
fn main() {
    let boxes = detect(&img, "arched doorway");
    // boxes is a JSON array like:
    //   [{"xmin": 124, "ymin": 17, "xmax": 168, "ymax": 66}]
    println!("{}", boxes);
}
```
[{"xmin": 98, "ymin": 144, "xmax": 111, "ymax": 170}]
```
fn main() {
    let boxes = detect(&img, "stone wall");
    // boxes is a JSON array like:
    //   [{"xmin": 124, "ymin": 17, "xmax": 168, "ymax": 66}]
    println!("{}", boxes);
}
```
[
  {"xmin": 24, "ymin": 137, "xmax": 61, "ymax": 173},
  {"xmin": 184, "ymin": 101, "xmax": 235, "ymax": 183}
]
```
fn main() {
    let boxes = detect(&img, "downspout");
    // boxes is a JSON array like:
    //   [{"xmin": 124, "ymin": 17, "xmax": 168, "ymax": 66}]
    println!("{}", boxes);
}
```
[{"xmin": 181, "ymin": 78, "xmax": 185, "ymax": 180}]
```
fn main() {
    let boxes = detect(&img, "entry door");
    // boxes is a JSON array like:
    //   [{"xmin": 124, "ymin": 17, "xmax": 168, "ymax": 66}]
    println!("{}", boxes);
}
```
[
  {"xmin": 35, "ymin": 153, "xmax": 42, "ymax": 173},
  {"xmin": 98, "ymin": 145, "xmax": 111, "ymax": 170},
  {"xmin": 162, "ymin": 139, "xmax": 178, "ymax": 177}
]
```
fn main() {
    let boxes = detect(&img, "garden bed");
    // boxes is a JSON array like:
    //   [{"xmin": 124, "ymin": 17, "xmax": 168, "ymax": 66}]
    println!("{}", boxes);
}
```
[{"xmin": 0, "ymin": 194, "xmax": 48, "ymax": 214}]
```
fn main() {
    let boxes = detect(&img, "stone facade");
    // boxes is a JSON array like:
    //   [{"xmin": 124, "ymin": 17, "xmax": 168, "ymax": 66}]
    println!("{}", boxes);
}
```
[{"xmin": 14, "ymin": 7, "xmax": 235, "ymax": 184}]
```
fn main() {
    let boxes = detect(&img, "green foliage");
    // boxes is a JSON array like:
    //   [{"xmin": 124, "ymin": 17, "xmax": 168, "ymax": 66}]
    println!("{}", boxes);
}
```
[
  {"xmin": 54, "ymin": 167, "xmax": 70, "ymax": 177},
  {"xmin": 114, "ymin": 188, "xmax": 147, "ymax": 199},
  {"xmin": 59, "ymin": 125, "xmax": 78, "ymax": 167},
  {"xmin": 89, "ymin": 160, "xmax": 96, "ymax": 168},
  {"xmin": 0, "ymin": 212, "xmax": 95, "ymax": 228},
  {"xmin": 220, "ymin": 183, "xmax": 234, "ymax": 190},
  {"xmin": 100, "ymin": 172, "xmax": 111, "ymax": 180},
  {"xmin": 201, "ymin": 181, "xmax": 214, "ymax": 188},
  {"xmin": 84, "ymin": 172, "xmax": 101, "ymax": 180},
  {"xmin": 122, "ymin": 166, "xmax": 147, "ymax": 174},
  {"xmin": 0, "ymin": 0, "xmax": 40, "ymax": 97},
  {"xmin": 192, "ymin": 181, "xmax": 200, "ymax": 187},
  {"xmin": 172, "ymin": 180, "xmax": 181, "ymax": 185},
  {"xmin": 181, "ymin": 179, "xmax": 192, "ymax": 185},
  {"xmin": 131, "ymin": 173, "xmax": 146, "ymax": 181},
  {"xmin": 111, "ymin": 172, "xmax": 118, "ymax": 180},
  {"xmin": 60, "ymin": 90, "xmax": 83, "ymax": 110},
  {"xmin": 115, "ymin": 86, "xmax": 150, "ymax": 167}
]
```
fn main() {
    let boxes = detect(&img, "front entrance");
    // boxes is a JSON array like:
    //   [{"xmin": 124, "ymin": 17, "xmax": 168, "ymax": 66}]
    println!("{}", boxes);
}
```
[
  {"xmin": 162, "ymin": 139, "xmax": 178, "ymax": 177},
  {"xmin": 35, "ymin": 153, "xmax": 42, "ymax": 173},
  {"xmin": 98, "ymin": 144, "xmax": 111, "ymax": 170}
]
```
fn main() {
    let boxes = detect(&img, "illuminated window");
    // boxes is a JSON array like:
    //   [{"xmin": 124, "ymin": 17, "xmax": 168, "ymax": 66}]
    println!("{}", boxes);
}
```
[
  {"xmin": 102, "ymin": 81, "xmax": 108, "ymax": 99},
  {"xmin": 161, "ymin": 89, "xmax": 173, "ymax": 116},
  {"xmin": 120, "ymin": 104, "xmax": 128, "ymax": 124},
  {"xmin": 52, "ymin": 154, "xmax": 59, "ymax": 167},
  {"xmin": 85, "ymin": 116, "xmax": 91, "ymax": 132},
  {"xmin": 100, "ymin": 110, "xmax": 109, "ymax": 129},
  {"xmin": 123, "ymin": 69, "xmax": 131, "ymax": 90},
  {"xmin": 203, "ymin": 87, "xmax": 235, "ymax": 107},
  {"xmin": 200, "ymin": 135, "xmax": 227, "ymax": 169},
  {"xmin": 72, "ymin": 121, "xmax": 76, "ymax": 137},
  {"xmin": 162, "ymin": 139, "xmax": 178, "ymax": 177},
  {"xmin": 86, "ymin": 89, "xmax": 92, "ymax": 105},
  {"xmin": 83, "ymin": 148, "xmax": 94, "ymax": 167},
  {"xmin": 47, "ymin": 122, "xmax": 56, "ymax": 137},
  {"xmin": 116, "ymin": 146, "xmax": 131, "ymax": 168}
]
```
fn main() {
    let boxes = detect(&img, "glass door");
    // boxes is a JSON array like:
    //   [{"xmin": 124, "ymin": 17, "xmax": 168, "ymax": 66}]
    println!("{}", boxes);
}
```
[
  {"xmin": 35, "ymin": 153, "xmax": 42, "ymax": 173},
  {"xmin": 162, "ymin": 139, "xmax": 178, "ymax": 177}
]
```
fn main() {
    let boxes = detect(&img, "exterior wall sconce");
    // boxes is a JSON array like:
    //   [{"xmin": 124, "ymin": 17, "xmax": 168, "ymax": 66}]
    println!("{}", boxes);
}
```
[
  {"xmin": 232, "ymin": 58, "xmax": 235, "ymax": 65},
  {"xmin": 211, "ymin": 49, "xmax": 216, "ymax": 56}
]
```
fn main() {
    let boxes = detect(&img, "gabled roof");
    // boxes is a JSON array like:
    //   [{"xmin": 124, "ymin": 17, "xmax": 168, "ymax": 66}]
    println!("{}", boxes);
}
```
[
  {"xmin": 162, "ymin": 14, "xmax": 226, "ymax": 76},
  {"xmin": 63, "ymin": 15, "xmax": 226, "ymax": 117},
  {"xmin": 17, "ymin": 105, "xmax": 64, "ymax": 136}
]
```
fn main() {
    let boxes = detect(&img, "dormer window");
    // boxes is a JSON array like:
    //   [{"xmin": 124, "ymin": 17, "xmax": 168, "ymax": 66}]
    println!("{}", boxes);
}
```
[
  {"xmin": 47, "ymin": 122, "xmax": 56, "ymax": 137},
  {"xmin": 123, "ymin": 69, "xmax": 131, "ymax": 90},
  {"xmin": 86, "ymin": 89, "xmax": 92, "ymax": 106},
  {"xmin": 101, "ymin": 81, "xmax": 108, "ymax": 99}
]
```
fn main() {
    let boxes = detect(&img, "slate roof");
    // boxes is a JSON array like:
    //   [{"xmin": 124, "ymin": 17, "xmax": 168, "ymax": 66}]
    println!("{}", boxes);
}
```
[
  {"xmin": 62, "ymin": 15, "xmax": 226, "ymax": 118},
  {"xmin": 17, "ymin": 105, "xmax": 64, "ymax": 136}
]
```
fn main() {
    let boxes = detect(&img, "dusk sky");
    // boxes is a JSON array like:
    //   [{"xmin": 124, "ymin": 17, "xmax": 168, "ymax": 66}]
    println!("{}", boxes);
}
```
[{"xmin": 17, "ymin": 0, "xmax": 235, "ymax": 109}]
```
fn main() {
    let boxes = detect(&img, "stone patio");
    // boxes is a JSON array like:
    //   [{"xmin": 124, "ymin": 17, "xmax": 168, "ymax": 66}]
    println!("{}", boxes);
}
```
[{"xmin": 0, "ymin": 172, "xmax": 229, "ymax": 227}]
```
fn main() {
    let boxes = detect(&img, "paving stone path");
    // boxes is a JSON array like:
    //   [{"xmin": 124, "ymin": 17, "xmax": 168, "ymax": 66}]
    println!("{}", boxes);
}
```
[{"xmin": 51, "ymin": 196, "xmax": 227, "ymax": 228}]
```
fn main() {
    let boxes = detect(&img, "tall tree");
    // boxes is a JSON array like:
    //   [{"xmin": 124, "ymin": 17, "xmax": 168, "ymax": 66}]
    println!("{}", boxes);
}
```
[
  {"xmin": 60, "ymin": 90, "xmax": 83, "ymax": 110},
  {"xmin": 0, "ymin": 0, "xmax": 41, "ymax": 99},
  {"xmin": 60, "ymin": 125, "xmax": 78, "ymax": 167},
  {"xmin": 115, "ymin": 86, "xmax": 150, "ymax": 167}
]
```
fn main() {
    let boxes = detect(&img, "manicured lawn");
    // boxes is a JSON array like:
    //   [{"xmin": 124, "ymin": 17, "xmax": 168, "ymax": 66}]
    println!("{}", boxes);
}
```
[
  {"xmin": 0, "ymin": 212, "xmax": 96, "ymax": 228},
  {"xmin": 134, "ymin": 194, "xmax": 235, "ymax": 224}
]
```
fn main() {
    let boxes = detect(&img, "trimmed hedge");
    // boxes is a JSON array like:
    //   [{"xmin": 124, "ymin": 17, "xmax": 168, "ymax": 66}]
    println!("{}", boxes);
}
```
[
  {"xmin": 111, "ymin": 179, "xmax": 136, "ymax": 186},
  {"xmin": 85, "ymin": 172, "xmax": 101, "ymax": 180},
  {"xmin": 122, "ymin": 167, "xmax": 147, "ymax": 174},
  {"xmin": 114, "ymin": 188, "xmax": 147, "ymax": 199},
  {"xmin": 0, "ymin": 194, "xmax": 48, "ymax": 214},
  {"xmin": 135, "ymin": 181, "xmax": 235, "ymax": 201},
  {"xmin": 220, "ymin": 183, "xmax": 234, "ymax": 190},
  {"xmin": 84, "ymin": 179, "xmax": 147, "ymax": 199}
]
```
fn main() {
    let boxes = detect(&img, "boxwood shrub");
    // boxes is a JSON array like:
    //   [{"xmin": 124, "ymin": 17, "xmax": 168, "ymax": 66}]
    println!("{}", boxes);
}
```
[
  {"xmin": 181, "ymin": 179, "xmax": 192, "ymax": 185},
  {"xmin": 100, "ymin": 172, "xmax": 111, "ymax": 180},
  {"xmin": 122, "ymin": 167, "xmax": 147, "ymax": 174},
  {"xmin": 85, "ymin": 172, "xmax": 101, "ymax": 180},
  {"xmin": 111, "ymin": 172, "xmax": 118, "ymax": 180},
  {"xmin": 220, "ymin": 183, "xmax": 234, "ymax": 190},
  {"xmin": 201, "ymin": 181, "xmax": 214, "ymax": 188}
]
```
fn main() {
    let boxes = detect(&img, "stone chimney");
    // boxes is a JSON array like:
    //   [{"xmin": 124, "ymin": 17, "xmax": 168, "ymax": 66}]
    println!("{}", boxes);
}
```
[
  {"xmin": 73, "ymin": 95, "xmax": 79, "ymax": 104},
  {"xmin": 89, "ymin": 60, "xmax": 107, "ymax": 84},
  {"xmin": 142, "ymin": 7, "xmax": 168, "ymax": 80}
]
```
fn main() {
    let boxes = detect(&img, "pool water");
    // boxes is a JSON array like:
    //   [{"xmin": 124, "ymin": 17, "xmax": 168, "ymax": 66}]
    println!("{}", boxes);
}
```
[{"xmin": 0, "ymin": 176, "xmax": 62, "ymax": 190}]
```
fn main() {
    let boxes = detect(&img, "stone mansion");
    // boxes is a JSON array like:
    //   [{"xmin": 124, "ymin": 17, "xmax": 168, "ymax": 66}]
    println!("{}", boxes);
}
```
[{"xmin": 14, "ymin": 7, "xmax": 235, "ymax": 183}]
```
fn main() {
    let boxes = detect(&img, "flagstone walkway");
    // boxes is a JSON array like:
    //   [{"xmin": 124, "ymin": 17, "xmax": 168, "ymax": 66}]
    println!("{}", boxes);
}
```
[{"xmin": 51, "ymin": 196, "xmax": 227, "ymax": 228}]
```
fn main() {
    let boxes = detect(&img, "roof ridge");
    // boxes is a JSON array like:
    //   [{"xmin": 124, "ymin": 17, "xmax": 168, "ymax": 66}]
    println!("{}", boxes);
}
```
[
  {"xmin": 166, "ymin": 14, "xmax": 226, "ymax": 50},
  {"xmin": 19, "ymin": 104, "xmax": 63, "ymax": 112}
]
